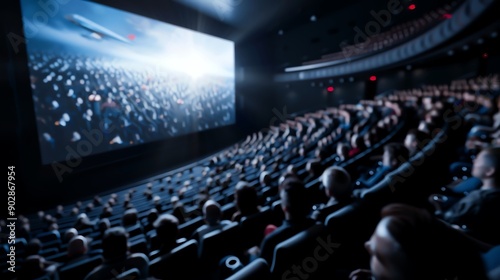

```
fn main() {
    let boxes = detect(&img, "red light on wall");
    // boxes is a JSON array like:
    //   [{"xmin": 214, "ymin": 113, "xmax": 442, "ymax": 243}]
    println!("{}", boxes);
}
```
[
  {"xmin": 483, "ymin": 53, "xmax": 489, "ymax": 59},
  {"xmin": 443, "ymin": 13, "xmax": 452, "ymax": 19},
  {"xmin": 369, "ymin": 76, "xmax": 377, "ymax": 81},
  {"xmin": 408, "ymin": 4, "xmax": 416, "ymax": 10},
  {"xmin": 327, "ymin": 86, "xmax": 334, "ymax": 92}
]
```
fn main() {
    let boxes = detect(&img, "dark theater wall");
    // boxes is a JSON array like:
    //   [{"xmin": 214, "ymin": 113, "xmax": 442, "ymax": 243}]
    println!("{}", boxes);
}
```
[{"xmin": 377, "ymin": 59, "xmax": 480, "ymax": 93}]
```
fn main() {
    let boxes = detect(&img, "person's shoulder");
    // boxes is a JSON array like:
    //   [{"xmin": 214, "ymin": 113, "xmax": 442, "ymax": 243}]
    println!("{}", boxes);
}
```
[{"xmin": 479, "ymin": 188, "xmax": 500, "ymax": 202}]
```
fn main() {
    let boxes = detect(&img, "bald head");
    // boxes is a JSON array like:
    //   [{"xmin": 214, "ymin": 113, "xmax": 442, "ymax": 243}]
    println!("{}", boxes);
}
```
[{"xmin": 321, "ymin": 166, "xmax": 352, "ymax": 200}]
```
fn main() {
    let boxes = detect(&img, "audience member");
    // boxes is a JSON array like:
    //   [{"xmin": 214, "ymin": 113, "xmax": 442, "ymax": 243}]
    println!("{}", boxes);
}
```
[
  {"xmin": 312, "ymin": 166, "xmax": 353, "ymax": 222},
  {"xmin": 350, "ymin": 204, "xmax": 488, "ymax": 280},
  {"xmin": 192, "ymin": 200, "xmax": 232, "ymax": 240},
  {"xmin": 232, "ymin": 182, "xmax": 260, "ymax": 222},
  {"xmin": 256, "ymin": 178, "xmax": 316, "ymax": 264},
  {"xmin": 439, "ymin": 146, "xmax": 500, "ymax": 244},
  {"xmin": 152, "ymin": 214, "xmax": 180, "ymax": 257},
  {"xmin": 85, "ymin": 227, "xmax": 149, "ymax": 280},
  {"xmin": 356, "ymin": 143, "xmax": 409, "ymax": 190}
]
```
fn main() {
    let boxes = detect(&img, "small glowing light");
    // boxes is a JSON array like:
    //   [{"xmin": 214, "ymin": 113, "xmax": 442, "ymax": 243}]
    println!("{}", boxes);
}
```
[
  {"xmin": 443, "ymin": 13, "xmax": 452, "ymax": 19},
  {"xmin": 369, "ymin": 75, "xmax": 377, "ymax": 81},
  {"xmin": 327, "ymin": 86, "xmax": 334, "ymax": 92},
  {"xmin": 408, "ymin": 4, "xmax": 416, "ymax": 10}
]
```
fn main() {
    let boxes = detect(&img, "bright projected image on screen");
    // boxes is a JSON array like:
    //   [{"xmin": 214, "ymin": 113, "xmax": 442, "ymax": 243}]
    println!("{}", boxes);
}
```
[{"xmin": 20, "ymin": 0, "xmax": 235, "ymax": 164}]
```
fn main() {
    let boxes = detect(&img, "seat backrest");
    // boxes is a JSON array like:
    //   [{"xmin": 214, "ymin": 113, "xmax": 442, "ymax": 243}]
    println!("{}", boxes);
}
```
[
  {"xmin": 270, "ymin": 224, "xmax": 327, "ymax": 278},
  {"xmin": 125, "ymin": 224, "xmax": 143, "ymax": 238},
  {"xmin": 239, "ymin": 207, "xmax": 273, "ymax": 249},
  {"xmin": 149, "ymin": 239, "xmax": 199, "ymax": 280},
  {"xmin": 199, "ymin": 222, "xmax": 240, "ymax": 263},
  {"xmin": 129, "ymin": 237, "xmax": 148, "ymax": 256},
  {"xmin": 225, "ymin": 258, "xmax": 270, "ymax": 280},
  {"xmin": 36, "ymin": 230, "xmax": 61, "ymax": 243},
  {"xmin": 115, "ymin": 268, "xmax": 140, "ymax": 280},
  {"xmin": 58, "ymin": 255, "xmax": 103, "ymax": 280},
  {"xmin": 483, "ymin": 245, "xmax": 500, "ymax": 272},
  {"xmin": 178, "ymin": 216, "xmax": 205, "ymax": 239}
]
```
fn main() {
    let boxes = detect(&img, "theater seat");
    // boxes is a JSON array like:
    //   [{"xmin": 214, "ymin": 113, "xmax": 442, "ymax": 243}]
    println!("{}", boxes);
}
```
[
  {"xmin": 115, "ymin": 268, "xmax": 140, "ymax": 280},
  {"xmin": 199, "ymin": 222, "xmax": 239, "ymax": 269},
  {"xmin": 178, "ymin": 217, "xmax": 205, "ymax": 239},
  {"xmin": 270, "ymin": 224, "xmax": 327, "ymax": 279},
  {"xmin": 149, "ymin": 239, "xmax": 199, "ymax": 280},
  {"xmin": 225, "ymin": 258, "xmax": 270, "ymax": 280},
  {"xmin": 58, "ymin": 255, "xmax": 102, "ymax": 280},
  {"xmin": 129, "ymin": 237, "xmax": 148, "ymax": 256},
  {"xmin": 239, "ymin": 207, "xmax": 273, "ymax": 249}
]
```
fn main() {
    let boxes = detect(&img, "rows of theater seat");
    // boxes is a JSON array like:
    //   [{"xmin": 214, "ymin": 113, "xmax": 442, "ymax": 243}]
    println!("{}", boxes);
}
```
[
  {"xmin": 302, "ymin": 1, "xmax": 457, "ymax": 66},
  {"xmin": 1, "ymin": 94, "xmax": 404, "ymax": 279},
  {"xmin": 3, "ymin": 74, "xmax": 500, "ymax": 279}
]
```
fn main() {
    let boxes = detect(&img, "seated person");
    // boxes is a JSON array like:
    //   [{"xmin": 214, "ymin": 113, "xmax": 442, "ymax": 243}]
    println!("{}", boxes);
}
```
[
  {"xmin": 74, "ymin": 213, "xmax": 96, "ymax": 231},
  {"xmin": 122, "ymin": 208, "xmax": 140, "ymax": 227},
  {"xmin": 232, "ymin": 182, "xmax": 261, "ymax": 222},
  {"xmin": 151, "ymin": 214, "xmax": 180, "ymax": 259},
  {"xmin": 252, "ymin": 178, "xmax": 316, "ymax": 264},
  {"xmin": 438, "ymin": 146, "xmax": 500, "ymax": 245},
  {"xmin": 348, "ymin": 133, "xmax": 366, "ymax": 157},
  {"xmin": 404, "ymin": 128, "xmax": 428, "ymax": 157},
  {"xmin": 312, "ymin": 166, "xmax": 353, "ymax": 222},
  {"xmin": 355, "ymin": 143, "xmax": 409, "ymax": 191},
  {"xmin": 143, "ymin": 209, "xmax": 159, "ymax": 234},
  {"xmin": 192, "ymin": 200, "xmax": 231, "ymax": 240},
  {"xmin": 18, "ymin": 255, "xmax": 59, "ymax": 280},
  {"xmin": 303, "ymin": 159, "xmax": 325, "ymax": 184},
  {"xmin": 171, "ymin": 196, "xmax": 187, "ymax": 224},
  {"xmin": 335, "ymin": 142, "xmax": 350, "ymax": 162},
  {"xmin": 85, "ymin": 227, "xmax": 149, "ymax": 280},
  {"xmin": 66, "ymin": 235, "xmax": 90, "ymax": 264},
  {"xmin": 350, "ymin": 203, "xmax": 488, "ymax": 280},
  {"xmin": 258, "ymin": 171, "xmax": 277, "ymax": 204},
  {"xmin": 63, "ymin": 228, "xmax": 78, "ymax": 244}
]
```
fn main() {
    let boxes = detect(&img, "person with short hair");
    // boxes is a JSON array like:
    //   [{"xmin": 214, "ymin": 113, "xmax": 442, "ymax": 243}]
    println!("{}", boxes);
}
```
[
  {"xmin": 85, "ymin": 227, "xmax": 149, "ymax": 280},
  {"xmin": 404, "ymin": 128, "xmax": 429, "ymax": 157},
  {"xmin": 66, "ymin": 235, "xmax": 89, "ymax": 263},
  {"xmin": 232, "ymin": 181, "xmax": 260, "ymax": 222},
  {"xmin": 153, "ymin": 214, "xmax": 180, "ymax": 256},
  {"xmin": 312, "ymin": 166, "xmax": 353, "ymax": 222},
  {"xmin": 192, "ymin": 200, "xmax": 232, "ymax": 240},
  {"xmin": 441, "ymin": 147, "xmax": 500, "ymax": 245},
  {"xmin": 350, "ymin": 203, "xmax": 488, "ymax": 280},
  {"xmin": 257, "ymin": 178, "xmax": 316, "ymax": 264},
  {"xmin": 357, "ymin": 142, "xmax": 409, "ymax": 190}
]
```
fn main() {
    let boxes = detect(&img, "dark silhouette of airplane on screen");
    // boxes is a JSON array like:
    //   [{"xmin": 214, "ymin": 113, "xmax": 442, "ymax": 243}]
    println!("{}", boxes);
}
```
[{"xmin": 65, "ymin": 14, "xmax": 132, "ymax": 43}]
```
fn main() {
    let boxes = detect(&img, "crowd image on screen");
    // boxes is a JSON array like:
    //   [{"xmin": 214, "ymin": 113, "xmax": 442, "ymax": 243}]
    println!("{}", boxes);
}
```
[{"xmin": 29, "ymin": 52, "xmax": 235, "ymax": 163}]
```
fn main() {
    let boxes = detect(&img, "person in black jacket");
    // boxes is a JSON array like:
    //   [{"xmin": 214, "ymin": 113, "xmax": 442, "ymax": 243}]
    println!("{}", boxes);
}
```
[{"xmin": 441, "ymin": 146, "xmax": 500, "ymax": 245}]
